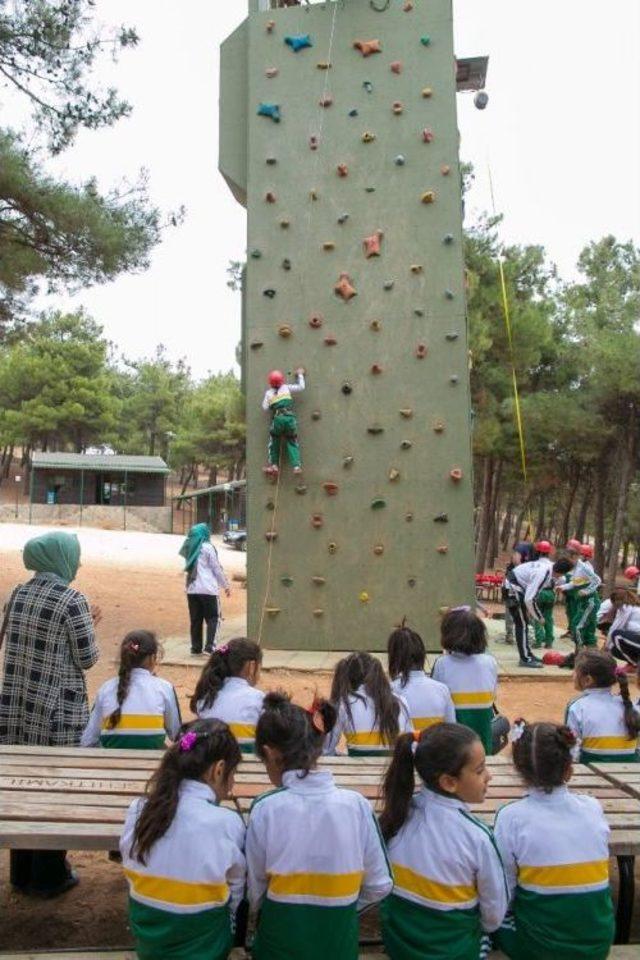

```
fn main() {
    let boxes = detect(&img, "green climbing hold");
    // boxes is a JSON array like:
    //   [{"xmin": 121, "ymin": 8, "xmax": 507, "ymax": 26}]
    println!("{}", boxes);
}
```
[
  {"xmin": 445, "ymin": 289, "xmax": 455, "ymax": 300},
  {"xmin": 282, "ymin": 258, "xmax": 292, "ymax": 271},
  {"xmin": 443, "ymin": 233, "xmax": 455, "ymax": 244},
  {"xmin": 365, "ymin": 186, "xmax": 376, "ymax": 193},
  {"xmin": 383, "ymin": 280, "xmax": 395, "ymax": 291},
  {"xmin": 414, "ymin": 308, "xmax": 424, "ymax": 317},
  {"xmin": 250, "ymin": 249, "xmax": 262, "ymax": 259},
  {"xmin": 367, "ymin": 424, "xmax": 384, "ymax": 435},
  {"xmin": 371, "ymin": 497, "xmax": 386, "ymax": 510},
  {"xmin": 420, "ymin": 35, "xmax": 431, "ymax": 46},
  {"xmin": 281, "ymin": 576, "xmax": 294, "ymax": 587}
]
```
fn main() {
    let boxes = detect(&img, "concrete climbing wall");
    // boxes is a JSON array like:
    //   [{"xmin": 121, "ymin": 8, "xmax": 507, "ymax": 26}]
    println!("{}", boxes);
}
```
[{"xmin": 220, "ymin": 0, "xmax": 474, "ymax": 651}]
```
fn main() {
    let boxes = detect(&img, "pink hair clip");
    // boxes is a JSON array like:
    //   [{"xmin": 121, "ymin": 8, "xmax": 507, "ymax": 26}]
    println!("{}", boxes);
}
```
[
  {"xmin": 179, "ymin": 731, "xmax": 197, "ymax": 752},
  {"xmin": 217, "ymin": 644, "xmax": 230, "ymax": 655},
  {"xmin": 129, "ymin": 642, "xmax": 140, "ymax": 652}
]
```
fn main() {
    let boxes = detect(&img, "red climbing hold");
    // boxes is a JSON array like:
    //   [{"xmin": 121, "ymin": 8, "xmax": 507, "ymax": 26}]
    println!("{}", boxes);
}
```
[
  {"xmin": 323, "ymin": 482, "xmax": 339, "ymax": 496},
  {"xmin": 363, "ymin": 230, "xmax": 383, "ymax": 258},
  {"xmin": 390, "ymin": 61, "xmax": 402, "ymax": 74},
  {"xmin": 309, "ymin": 314, "xmax": 323, "ymax": 329},
  {"xmin": 324, "ymin": 335, "xmax": 338, "ymax": 346},
  {"xmin": 449, "ymin": 468, "xmax": 463, "ymax": 482},
  {"xmin": 319, "ymin": 94, "xmax": 333, "ymax": 108},
  {"xmin": 353, "ymin": 39, "xmax": 382, "ymax": 57},
  {"xmin": 309, "ymin": 135, "xmax": 319, "ymax": 150},
  {"xmin": 371, "ymin": 363, "xmax": 383, "ymax": 375},
  {"xmin": 392, "ymin": 101, "xmax": 403, "ymax": 115},
  {"xmin": 422, "ymin": 128, "xmax": 435, "ymax": 143},
  {"xmin": 415, "ymin": 343, "xmax": 428, "ymax": 359},
  {"xmin": 265, "ymin": 67, "xmax": 278, "ymax": 78},
  {"xmin": 311, "ymin": 514, "xmax": 324, "ymax": 529},
  {"xmin": 334, "ymin": 272, "xmax": 357, "ymax": 301},
  {"xmin": 337, "ymin": 163, "xmax": 349, "ymax": 177},
  {"xmin": 265, "ymin": 191, "xmax": 277, "ymax": 203}
]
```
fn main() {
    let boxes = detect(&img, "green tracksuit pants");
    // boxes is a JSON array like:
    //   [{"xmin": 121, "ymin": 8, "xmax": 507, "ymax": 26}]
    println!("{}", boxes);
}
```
[
  {"xmin": 533, "ymin": 589, "xmax": 556, "ymax": 647},
  {"xmin": 268, "ymin": 410, "xmax": 301, "ymax": 469},
  {"xmin": 574, "ymin": 593, "xmax": 600, "ymax": 647}
]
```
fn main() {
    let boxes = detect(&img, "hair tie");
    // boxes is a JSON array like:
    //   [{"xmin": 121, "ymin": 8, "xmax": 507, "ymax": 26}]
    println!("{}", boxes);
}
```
[
  {"xmin": 179, "ymin": 731, "xmax": 198, "ymax": 752},
  {"xmin": 450, "ymin": 604, "xmax": 471, "ymax": 613},
  {"xmin": 306, "ymin": 698, "xmax": 326, "ymax": 734},
  {"xmin": 129, "ymin": 641, "xmax": 140, "ymax": 653},
  {"xmin": 509, "ymin": 719, "xmax": 526, "ymax": 743},
  {"xmin": 217, "ymin": 643, "xmax": 229, "ymax": 656}
]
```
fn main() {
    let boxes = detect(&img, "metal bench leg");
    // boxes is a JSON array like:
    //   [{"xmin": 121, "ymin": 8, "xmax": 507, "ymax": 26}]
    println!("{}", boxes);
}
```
[{"xmin": 615, "ymin": 854, "xmax": 635, "ymax": 944}]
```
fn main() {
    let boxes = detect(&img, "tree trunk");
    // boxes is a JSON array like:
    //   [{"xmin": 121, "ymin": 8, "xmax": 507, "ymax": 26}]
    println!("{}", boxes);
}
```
[
  {"xmin": 512, "ymin": 506, "xmax": 526, "ymax": 546},
  {"xmin": 486, "ymin": 463, "xmax": 503, "ymax": 569},
  {"xmin": 621, "ymin": 540, "xmax": 630, "ymax": 569},
  {"xmin": 534, "ymin": 492, "xmax": 546, "ymax": 539},
  {"xmin": 560, "ymin": 468, "xmax": 580, "ymax": 545},
  {"xmin": 594, "ymin": 457, "xmax": 608, "ymax": 577},
  {"xmin": 575, "ymin": 479, "xmax": 592, "ymax": 542},
  {"xmin": 605, "ymin": 421, "xmax": 637, "ymax": 593},
  {"xmin": 500, "ymin": 501, "xmax": 514, "ymax": 550},
  {"xmin": 179, "ymin": 463, "xmax": 196, "ymax": 497},
  {"xmin": 475, "ymin": 456, "xmax": 495, "ymax": 573}
]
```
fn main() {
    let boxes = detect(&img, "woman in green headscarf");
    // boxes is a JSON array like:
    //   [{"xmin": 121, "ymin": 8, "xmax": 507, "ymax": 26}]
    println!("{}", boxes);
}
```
[
  {"xmin": 179, "ymin": 523, "xmax": 231, "ymax": 655},
  {"xmin": 0, "ymin": 531, "xmax": 100, "ymax": 896}
]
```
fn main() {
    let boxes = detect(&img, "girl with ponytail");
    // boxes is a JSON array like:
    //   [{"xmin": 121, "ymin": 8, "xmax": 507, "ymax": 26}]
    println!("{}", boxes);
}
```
[
  {"xmin": 82, "ymin": 630, "xmax": 181, "ymax": 749},
  {"xmin": 191, "ymin": 637, "xmax": 264, "ymax": 753},
  {"xmin": 565, "ymin": 648, "xmax": 640, "ymax": 763},
  {"xmin": 387, "ymin": 624, "xmax": 456, "ymax": 730},
  {"xmin": 246, "ymin": 692, "xmax": 392, "ymax": 960},
  {"xmin": 494, "ymin": 720, "xmax": 614, "ymax": 959},
  {"xmin": 120, "ymin": 718, "xmax": 245, "ymax": 960},
  {"xmin": 380, "ymin": 724, "xmax": 507, "ymax": 960}
]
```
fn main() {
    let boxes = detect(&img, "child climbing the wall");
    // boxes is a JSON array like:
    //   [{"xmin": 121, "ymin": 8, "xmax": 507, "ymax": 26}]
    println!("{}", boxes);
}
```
[
  {"xmin": 379, "ymin": 723, "xmax": 508, "ymax": 960},
  {"xmin": 431, "ymin": 608, "xmax": 498, "ymax": 755},
  {"xmin": 82, "ymin": 631, "xmax": 181, "ymax": 749},
  {"xmin": 387, "ymin": 623, "xmax": 456, "ymax": 730},
  {"xmin": 261, "ymin": 367, "xmax": 305, "ymax": 477},
  {"xmin": 120, "ymin": 719, "xmax": 246, "ymax": 960},
  {"xmin": 190, "ymin": 637, "xmax": 265, "ymax": 753},
  {"xmin": 325, "ymin": 651, "xmax": 413, "ymax": 756},
  {"xmin": 493, "ymin": 720, "xmax": 615, "ymax": 960},
  {"xmin": 565, "ymin": 649, "xmax": 640, "ymax": 763},
  {"xmin": 246, "ymin": 692, "xmax": 393, "ymax": 960}
]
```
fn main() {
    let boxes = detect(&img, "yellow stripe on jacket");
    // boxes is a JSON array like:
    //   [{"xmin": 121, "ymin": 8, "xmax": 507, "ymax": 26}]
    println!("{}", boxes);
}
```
[
  {"xmin": 582, "ymin": 736, "xmax": 638, "ymax": 752},
  {"xmin": 392, "ymin": 863, "xmax": 477, "ymax": 906},
  {"xmin": 413, "ymin": 716, "xmax": 444, "ymax": 731},
  {"xmin": 268, "ymin": 871, "xmax": 364, "ymax": 899},
  {"xmin": 124, "ymin": 868, "xmax": 229, "ymax": 907},
  {"xmin": 228, "ymin": 723, "xmax": 256, "ymax": 741},
  {"xmin": 345, "ymin": 731, "xmax": 390, "ymax": 747},
  {"xmin": 451, "ymin": 692, "xmax": 494, "ymax": 707},
  {"xmin": 519, "ymin": 860, "xmax": 609, "ymax": 890},
  {"xmin": 101, "ymin": 714, "xmax": 164, "ymax": 731}
]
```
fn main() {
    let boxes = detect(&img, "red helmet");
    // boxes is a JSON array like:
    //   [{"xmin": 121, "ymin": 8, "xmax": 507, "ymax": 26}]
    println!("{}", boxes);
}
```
[
  {"xmin": 566, "ymin": 539, "xmax": 582, "ymax": 553},
  {"xmin": 624, "ymin": 565, "xmax": 640, "ymax": 581},
  {"xmin": 579, "ymin": 543, "xmax": 594, "ymax": 559},
  {"xmin": 268, "ymin": 370, "xmax": 285, "ymax": 389},
  {"xmin": 535, "ymin": 540, "xmax": 552, "ymax": 555}
]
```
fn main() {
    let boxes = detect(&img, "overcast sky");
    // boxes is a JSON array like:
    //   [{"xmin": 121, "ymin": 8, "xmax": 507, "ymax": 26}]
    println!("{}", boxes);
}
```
[{"xmin": 32, "ymin": 0, "xmax": 640, "ymax": 378}]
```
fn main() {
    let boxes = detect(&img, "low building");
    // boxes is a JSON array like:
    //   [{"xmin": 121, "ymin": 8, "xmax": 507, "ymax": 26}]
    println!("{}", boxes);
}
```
[{"xmin": 172, "ymin": 480, "xmax": 246, "ymax": 536}]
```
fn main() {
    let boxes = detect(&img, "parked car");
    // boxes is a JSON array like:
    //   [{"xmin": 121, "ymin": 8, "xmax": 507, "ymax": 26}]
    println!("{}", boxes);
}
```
[{"xmin": 223, "ymin": 529, "xmax": 247, "ymax": 552}]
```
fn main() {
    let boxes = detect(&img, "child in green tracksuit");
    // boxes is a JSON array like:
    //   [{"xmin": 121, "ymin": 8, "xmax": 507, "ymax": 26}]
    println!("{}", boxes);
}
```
[
  {"xmin": 532, "ymin": 587, "xmax": 556, "ymax": 648},
  {"xmin": 261, "ymin": 368, "xmax": 305, "ymax": 476}
]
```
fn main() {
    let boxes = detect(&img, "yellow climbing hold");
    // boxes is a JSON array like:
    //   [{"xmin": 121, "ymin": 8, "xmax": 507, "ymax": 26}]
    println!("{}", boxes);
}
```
[{"xmin": 359, "ymin": 591, "xmax": 370, "ymax": 603}]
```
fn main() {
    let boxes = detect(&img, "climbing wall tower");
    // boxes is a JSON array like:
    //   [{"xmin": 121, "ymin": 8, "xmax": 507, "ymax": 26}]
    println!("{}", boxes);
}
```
[{"xmin": 220, "ymin": 0, "xmax": 475, "ymax": 651}]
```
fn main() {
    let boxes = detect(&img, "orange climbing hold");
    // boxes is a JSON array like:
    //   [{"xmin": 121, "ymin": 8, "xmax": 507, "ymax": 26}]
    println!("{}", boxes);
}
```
[
  {"xmin": 449, "ymin": 467, "xmax": 463, "ymax": 482},
  {"xmin": 265, "ymin": 191, "xmax": 277, "ymax": 203},
  {"xmin": 373, "ymin": 544, "xmax": 385, "ymax": 556},
  {"xmin": 433, "ymin": 419, "xmax": 445, "ymax": 433},
  {"xmin": 437, "ymin": 544, "xmax": 449, "ymax": 555},
  {"xmin": 265, "ymin": 67, "xmax": 278, "ymax": 78},
  {"xmin": 265, "ymin": 531, "xmax": 278, "ymax": 542},
  {"xmin": 311, "ymin": 514, "xmax": 323, "ymax": 529},
  {"xmin": 421, "ymin": 191, "xmax": 436, "ymax": 204},
  {"xmin": 278, "ymin": 325, "xmax": 293, "ymax": 338},
  {"xmin": 363, "ymin": 230, "xmax": 383, "ymax": 258},
  {"xmin": 415, "ymin": 343, "xmax": 428, "ymax": 359},
  {"xmin": 324, "ymin": 335, "xmax": 337, "ymax": 346},
  {"xmin": 353, "ymin": 39, "xmax": 382, "ymax": 57},
  {"xmin": 392, "ymin": 101, "xmax": 404, "ymax": 115},
  {"xmin": 337, "ymin": 163, "xmax": 349, "ymax": 177},
  {"xmin": 323, "ymin": 482, "xmax": 339, "ymax": 496},
  {"xmin": 422, "ymin": 128, "xmax": 435, "ymax": 143},
  {"xmin": 334, "ymin": 272, "xmax": 357, "ymax": 301},
  {"xmin": 309, "ymin": 314, "xmax": 323, "ymax": 329},
  {"xmin": 319, "ymin": 94, "xmax": 333, "ymax": 108},
  {"xmin": 390, "ymin": 61, "xmax": 402, "ymax": 74},
  {"xmin": 371, "ymin": 363, "xmax": 383, "ymax": 375}
]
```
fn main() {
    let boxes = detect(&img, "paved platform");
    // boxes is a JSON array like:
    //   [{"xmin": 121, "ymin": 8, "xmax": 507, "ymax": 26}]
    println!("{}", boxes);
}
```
[{"xmin": 162, "ymin": 617, "xmax": 576, "ymax": 679}]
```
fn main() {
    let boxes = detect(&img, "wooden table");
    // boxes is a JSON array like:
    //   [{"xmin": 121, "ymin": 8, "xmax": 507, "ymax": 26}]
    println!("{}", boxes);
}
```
[{"xmin": 1, "ymin": 747, "xmax": 638, "ymax": 941}]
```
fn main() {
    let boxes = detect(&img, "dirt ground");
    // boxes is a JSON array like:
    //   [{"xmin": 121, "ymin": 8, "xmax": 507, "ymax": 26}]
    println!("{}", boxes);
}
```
[{"xmin": 0, "ymin": 533, "xmax": 636, "ymax": 950}]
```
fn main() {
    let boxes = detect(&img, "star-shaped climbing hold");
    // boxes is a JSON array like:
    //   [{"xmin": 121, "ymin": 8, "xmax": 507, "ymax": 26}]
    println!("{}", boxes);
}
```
[
  {"xmin": 285, "ymin": 34, "xmax": 313, "ymax": 52},
  {"xmin": 335, "ymin": 272, "xmax": 357, "ymax": 301},
  {"xmin": 353, "ymin": 39, "xmax": 382, "ymax": 57},
  {"xmin": 363, "ymin": 230, "xmax": 383, "ymax": 258},
  {"xmin": 258, "ymin": 103, "xmax": 281, "ymax": 122}
]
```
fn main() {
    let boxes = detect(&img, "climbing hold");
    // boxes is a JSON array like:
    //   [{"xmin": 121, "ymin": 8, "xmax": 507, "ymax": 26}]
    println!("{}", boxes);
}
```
[
  {"xmin": 309, "ymin": 135, "xmax": 319, "ymax": 151},
  {"xmin": 405, "ymin": 512, "xmax": 414, "ymax": 522},
  {"xmin": 363, "ymin": 230, "xmax": 383, "ymax": 258},
  {"xmin": 365, "ymin": 186, "xmax": 376, "ymax": 193},
  {"xmin": 392, "ymin": 101, "xmax": 404, "ymax": 115},
  {"xmin": 394, "ymin": 155, "xmax": 406, "ymax": 166},
  {"xmin": 399, "ymin": 408, "xmax": 413, "ymax": 419},
  {"xmin": 383, "ymin": 280, "xmax": 395, "ymax": 291},
  {"xmin": 265, "ymin": 531, "xmax": 278, "ymax": 542},
  {"xmin": 311, "ymin": 410, "xmax": 322, "ymax": 421},
  {"xmin": 353, "ymin": 39, "xmax": 382, "ymax": 57},
  {"xmin": 371, "ymin": 497, "xmax": 386, "ymax": 509},
  {"xmin": 324, "ymin": 335, "xmax": 337, "ymax": 346},
  {"xmin": 250, "ymin": 340, "xmax": 264, "ymax": 350},
  {"xmin": 309, "ymin": 314, "xmax": 323, "ymax": 329},
  {"xmin": 362, "ymin": 131, "xmax": 376, "ymax": 143},
  {"xmin": 323, "ymin": 482, "xmax": 339, "ymax": 496},
  {"xmin": 265, "ymin": 499, "xmax": 275, "ymax": 511},
  {"xmin": 441, "ymin": 164, "xmax": 451, "ymax": 176},
  {"xmin": 400, "ymin": 440, "xmax": 412, "ymax": 450},
  {"xmin": 373, "ymin": 544, "xmax": 385, "ymax": 556},
  {"xmin": 389, "ymin": 468, "xmax": 400, "ymax": 481},
  {"xmin": 414, "ymin": 308, "xmax": 424, "ymax": 317},
  {"xmin": 368, "ymin": 425, "xmax": 384, "ymax": 436},
  {"xmin": 443, "ymin": 233, "xmax": 455, "ymax": 244},
  {"xmin": 370, "ymin": 319, "xmax": 382, "ymax": 332},
  {"xmin": 362, "ymin": 81, "xmax": 373, "ymax": 93},
  {"xmin": 403, "ymin": 0, "xmax": 414, "ymax": 9},
  {"xmin": 327, "ymin": 541, "xmax": 338, "ymax": 555},
  {"xmin": 422, "ymin": 86, "xmax": 433, "ymax": 98},
  {"xmin": 449, "ymin": 468, "xmax": 463, "ymax": 482},
  {"xmin": 265, "ymin": 67, "xmax": 278, "ymax": 78},
  {"xmin": 263, "ymin": 288, "xmax": 277, "ymax": 299},
  {"xmin": 266, "ymin": 157, "xmax": 277, "ymax": 165},
  {"xmin": 250, "ymin": 249, "xmax": 262, "ymax": 259},
  {"xmin": 319, "ymin": 94, "xmax": 333, "ymax": 108},
  {"xmin": 420, "ymin": 35, "xmax": 431, "ymax": 46},
  {"xmin": 415, "ymin": 343, "xmax": 428, "ymax": 359},
  {"xmin": 311, "ymin": 514, "xmax": 324, "ymax": 529},
  {"xmin": 309, "ymin": 189, "xmax": 319, "ymax": 201},
  {"xmin": 371, "ymin": 363, "xmax": 383, "ymax": 375},
  {"xmin": 434, "ymin": 513, "xmax": 449, "ymax": 523},
  {"xmin": 265, "ymin": 19, "xmax": 275, "ymax": 33},
  {"xmin": 390, "ymin": 60, "xmax": 403, "ymax": 74},
  {"xmin": 280, "ymin": 219, "xmax": 290, "ymax": 229},
  {"xmin": 281, "ymin": 258, "xmax": 291, "ymax": 271},
  {"xmin": 317, "ymin": 61, "xmax": 331, "ymax": 70},
  {"xmin": 445, "ymin": 332, "xmax": 459, "ymax": 341},
  {"xmin": 348, "ymin": 108, "xmax": 359, "ymax": 117},
  {"xmin": 337, "ymin": 213, "xmax": 350, "ymax": 224},
  {"xmin": 323, "ymin": 241, "xmax": 335, "ymax": 251},
  {"xmin": 433, "ymin": 418, "xmax": 445, "ymax": 433},
  {"xmin": 313, "ymin": 609, "xmax": 324, "ymax": 618},
  {"xmin": 342, "ymin": 455, "xmax": 354, "ymax": 468},
  {"xmin": 337, "ymin": 163, "xmax": 349, "ymax": 178},
  {"xmin": 278, "ymin": 324, "xmax": 292, "ymax": 338},
  {"xmin": 445, "ymin": 289, "xmax": 455, "ymax": 300},
  {"xmin": 285, "ymin": 34, "xmax": 313, "ymax": 53},
  {"xmin": 422, "ymin": 128, "xmax": 435, "ymax": 143},
  {"xmin": 421, "ymin": 191, "xmax": 436, "ymax": 204},
  {"xmin": 312, "ymin": 576, "xmax": 326, "ymax": 586},
  {"xmin": 437, "ymin": 544, "xmax": 449, "ymax": 555},
  {"xmin": 359, "ymin": 591, "xmax": 370, "ymax": 604},
  {"xmin": 334, "ymin": 272, "xmax": 357, "ymax": 301},
  {"xmin": 341, "ymin": 382, "xmax": 353, "ymax": 395},
  {"xmin": 295, "ymin": 484, "xmax": 308, "ymax": 494},
  {"xmin": 265, "ymin": 607, "xmax": 281, "ymax": 616},
  {"xmin": 407, "ymin": 577, "xmax": 417, "ymax": 588},
  {"xmin": 449, "ymin": 375, "xmax": 459, "ymax": 384},
  {"xmin": 410, "ymin": 264, "xmax": 423, "ymax": 274},
  {"xmin": 257, "ymin": 103, "xmax": 281, "ymax": 123},
  {"xmin": 281, "ymin": 576, "xmax": 294, "ymax": 587}
]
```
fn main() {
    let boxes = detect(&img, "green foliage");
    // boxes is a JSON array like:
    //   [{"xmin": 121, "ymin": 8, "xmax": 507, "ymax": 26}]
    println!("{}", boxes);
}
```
[
  {"xmin": 171, "ymin": 373, "xmax": 246, "ymax": 479},
  {"xmin": 116, "ymin": 347, "xmax": 192, "ymax": 458}
]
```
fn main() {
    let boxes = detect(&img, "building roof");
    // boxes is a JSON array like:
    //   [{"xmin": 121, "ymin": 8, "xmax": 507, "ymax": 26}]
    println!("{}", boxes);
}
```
[
  {"xmin": 175, "ymin": 479, "xmax": 246, "ymax": 501},
  {"xmin": 31, "ymin": 453, "xmax": 170, "ymax": 475},
  {"xmin": 456, "ymin": 56, "xmax": 489, "ymax": 92}
]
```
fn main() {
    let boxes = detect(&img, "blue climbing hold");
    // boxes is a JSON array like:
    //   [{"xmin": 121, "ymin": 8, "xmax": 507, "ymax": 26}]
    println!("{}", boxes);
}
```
[
  {"xmin": 394, "ymin": 155, "xmax": 406, "ymax": 166},
  {"xmin": 445, "ymin": 289, "xmax": 455, "ymax": 300},
  {"xmin": 285, "ymin": 34, "xmax": 313, "ymax": 52},
  {"xmin": 258, "ymin": 103, "xmax": 281, "ymax": 122},
  {"xmin": 348, "ymin": 108, "xmax": 359, "ymax": 117},
  {"xmin": 363, "ymin": 81, "xmax": 373, "ymax": 93}
]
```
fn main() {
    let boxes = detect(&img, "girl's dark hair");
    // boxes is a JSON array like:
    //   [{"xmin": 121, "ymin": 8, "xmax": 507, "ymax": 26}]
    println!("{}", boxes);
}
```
[
  {"xmin": 511, "ymin": 720, "xmax": 575, "ymax": 792},
  {"xmin": 609, "ymin": 587, "xmax": 640, "ymax": 608},
  {"xmin": 575, "ymin": 649, "xmax": 640, "ymax": 739},
  {"xmin": 255, "ymin": 691, "xmax": 337, "ymax": 776},
  {"xmin": 330, "ymin": 652, "xmax": 400, "ymax": 746},
  {"xmin": 388, "ymin": 625, "xmax": 426, "ymax": 686},
  {"xmin": 380, "ymin": 723, "xmax": 479, "ymax": 841},
  {"xmin": 107, "ymin": 630, "xmax": 159, "ymax": 729},
  {"xmin": 553, "ymin": 558, "xmax": 573, "ymax": 575},
  {"xmin": 130, "ymin": 718, "xmax": 241, "ymax": 865},
  {"xmin": 440, "ymin": 609, "xmax": 487, "ymax": 656},
  {"xmin": 190, "ymin": 637, "xmax": 262, "ymax": 713}
]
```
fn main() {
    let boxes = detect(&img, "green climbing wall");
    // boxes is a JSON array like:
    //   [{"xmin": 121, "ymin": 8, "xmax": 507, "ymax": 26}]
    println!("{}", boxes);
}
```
[{"xmin": 220, "ymin": 0, "xmax": 474, "ymax": 651}]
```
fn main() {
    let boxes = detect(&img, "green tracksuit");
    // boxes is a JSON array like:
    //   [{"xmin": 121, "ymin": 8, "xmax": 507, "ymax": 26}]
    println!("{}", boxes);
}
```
[{"xmin": 533, "ymin": 588, "xmax": 556, "ymax": 648}]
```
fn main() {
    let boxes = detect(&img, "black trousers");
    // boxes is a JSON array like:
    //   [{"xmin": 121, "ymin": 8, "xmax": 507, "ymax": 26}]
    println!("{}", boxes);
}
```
[
  {"xmin": 10, "ymin": 849, "xmax": 71, "ymax": 893},
  {"xmin": 609, "ymin": 629, "xmax": 640, "ymax": 666},
  {"xmin": 188, "ymin": 594, "xmax": 220, "ymax": 653},
  {"xmin": 508, "ymin": 594, "xmax": 537, "ymax": 663}
]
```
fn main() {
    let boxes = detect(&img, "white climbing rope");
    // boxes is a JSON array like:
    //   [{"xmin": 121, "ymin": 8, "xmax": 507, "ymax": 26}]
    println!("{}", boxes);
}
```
[{"xmin": 257, "ymin": 446, "xmax": 284, "ymax": 646}]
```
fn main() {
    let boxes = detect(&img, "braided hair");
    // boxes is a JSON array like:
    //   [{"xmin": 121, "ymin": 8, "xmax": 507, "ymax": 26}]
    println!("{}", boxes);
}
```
[
  {"xmin": 106, "ymin": 630, "xmax": 159, "ymax": 730},
  {"xmin": 575, "ymin": 649, "xmax": 640, "ymax": 739}
]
